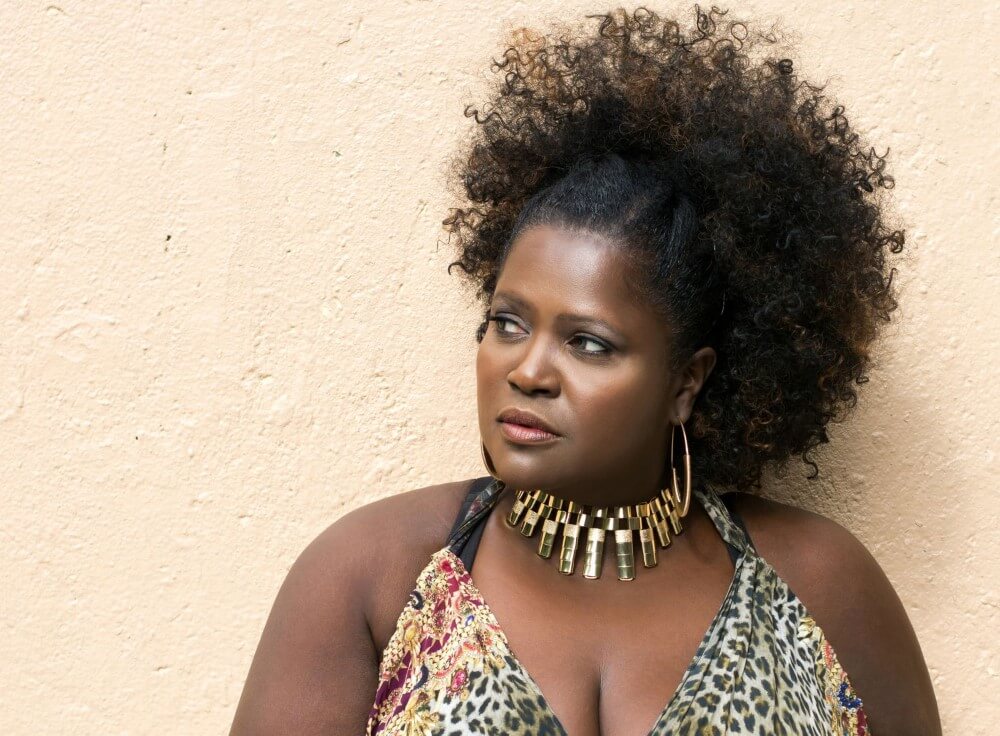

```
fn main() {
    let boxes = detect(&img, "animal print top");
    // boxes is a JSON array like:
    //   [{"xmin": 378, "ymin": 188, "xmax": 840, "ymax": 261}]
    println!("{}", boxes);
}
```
[{"xmin": 365, "ymin": 476, "xmax": 871, "ymax": 735}]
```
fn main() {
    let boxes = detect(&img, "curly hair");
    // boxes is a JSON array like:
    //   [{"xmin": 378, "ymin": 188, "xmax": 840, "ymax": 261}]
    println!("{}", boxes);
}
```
[{"xmin": 443, "ymin": 5, "xmax": 905, "ymax": 493}]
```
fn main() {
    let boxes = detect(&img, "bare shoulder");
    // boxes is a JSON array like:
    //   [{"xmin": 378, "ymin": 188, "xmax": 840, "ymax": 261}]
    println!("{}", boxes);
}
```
[
  {"xmin": 726, "ymin": 492, "xmax": 941, "ymax": 736},
  {"xmin": 313, "ymin": 477, "xmax": 476, "ymax": 650},
  {"xmin": 229, "ymin": 478, "xmax": 475, "ymax": 735}
]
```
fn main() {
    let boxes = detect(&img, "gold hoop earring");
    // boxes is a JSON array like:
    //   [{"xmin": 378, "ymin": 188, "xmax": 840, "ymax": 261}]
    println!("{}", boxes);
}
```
[
  {"xmin": 670, "ymin": 421, "xmax": 692, "ymax": 518},
  {"xmin": 480, "ymin": 440, "xmax": 500, "ymax": 480}
]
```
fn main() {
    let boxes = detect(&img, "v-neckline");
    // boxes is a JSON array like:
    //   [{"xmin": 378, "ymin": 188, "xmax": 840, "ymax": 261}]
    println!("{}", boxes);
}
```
[{"xmin": 445, "ymin": 483, "xmax": 748, "ymax": 736}]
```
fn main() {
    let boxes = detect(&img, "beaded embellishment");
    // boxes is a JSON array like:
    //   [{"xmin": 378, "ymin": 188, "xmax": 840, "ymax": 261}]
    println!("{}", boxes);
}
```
[{"xmin": 798, "ymin": 615, "xmax": 871, "ymax": 735}]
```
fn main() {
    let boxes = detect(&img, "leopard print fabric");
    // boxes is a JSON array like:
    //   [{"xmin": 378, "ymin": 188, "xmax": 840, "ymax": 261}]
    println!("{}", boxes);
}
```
[{"xmin": 365, "ymin": 479, "xmax": 870, "ymax": 735}]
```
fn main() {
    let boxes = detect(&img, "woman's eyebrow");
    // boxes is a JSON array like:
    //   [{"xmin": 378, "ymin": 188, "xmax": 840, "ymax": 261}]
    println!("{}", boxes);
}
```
[
  {"xmin": 493, "ymin": 290, "xmax": 625, "ymax": 337},
  {"xmin": 492, "ymin": 290, "xmax": 534, "ymax": 311}
]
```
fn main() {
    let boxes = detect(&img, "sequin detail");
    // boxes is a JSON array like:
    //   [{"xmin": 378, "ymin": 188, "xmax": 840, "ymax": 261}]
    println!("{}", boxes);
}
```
[{"xmin": 799, "ymin": 614, "xmax": 871, "ymax": 735}]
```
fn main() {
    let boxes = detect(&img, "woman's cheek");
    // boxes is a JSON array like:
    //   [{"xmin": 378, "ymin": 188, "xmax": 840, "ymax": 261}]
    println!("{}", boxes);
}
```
[
  {"xmin": 587, "ymin": 370, "xmax": 663, "ymax": 440},
  {"xmin": 579, "ymin": 384, "xmax": 640, "ymax": 439}
]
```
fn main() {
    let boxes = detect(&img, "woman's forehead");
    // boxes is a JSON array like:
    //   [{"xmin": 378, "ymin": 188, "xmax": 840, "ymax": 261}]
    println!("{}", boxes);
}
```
[{"xmin": 496, "ymin": 225, "xmax": 651, "ymax": 316}]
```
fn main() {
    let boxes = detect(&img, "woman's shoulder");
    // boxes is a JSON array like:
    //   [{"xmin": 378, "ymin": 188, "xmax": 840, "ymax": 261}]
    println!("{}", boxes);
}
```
[
  {"xmin": 724, "ymin": 491, "xmax": 873, "ymax": 592},
  {"xmin": 324, "ymin": 477, "xmax": 473, "ymax": 553},
  {"xmin": 229, "ymin": 481, "xmax": 473, "ymax": 733},
  {"xmin": 726, "ymin": 491, "xmax": 941, "ymax": 734},
  {"xmin": 723, "ymin": 492, "xmax": 903, "ymax": 625},
  {"xmin": 302, "ymin": 478, "xmax": 476, "ymax": 652}
]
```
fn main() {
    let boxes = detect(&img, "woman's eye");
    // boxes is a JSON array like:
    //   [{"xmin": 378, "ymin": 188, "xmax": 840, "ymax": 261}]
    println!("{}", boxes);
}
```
[
  {"xmin": 571, "ymin": 335, "xmax": 611, "ymax": 355},
  {"xmin": 489, "ymin": 315, "xmax": 524, "ymax": 334}
]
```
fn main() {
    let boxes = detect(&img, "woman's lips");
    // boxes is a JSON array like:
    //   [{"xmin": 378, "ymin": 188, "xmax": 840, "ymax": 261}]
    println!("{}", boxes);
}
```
[{"xmin": 499, "ymin": 421, "xmax": 559, "ymax": 443}]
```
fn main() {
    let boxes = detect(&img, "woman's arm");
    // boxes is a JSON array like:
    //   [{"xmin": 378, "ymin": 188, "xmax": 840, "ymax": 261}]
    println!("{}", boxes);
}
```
[
  {"xmin": 733, "ymin": 493, "xmax": 942, "ymax": 736},
  {"xmin": 229, "ymin": 508, "xmax": 380, "ymax": 736}
]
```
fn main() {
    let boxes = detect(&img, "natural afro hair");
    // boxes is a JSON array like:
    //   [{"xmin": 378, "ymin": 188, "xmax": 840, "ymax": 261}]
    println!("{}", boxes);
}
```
[{"xmin": 444, "ymin": 4, "xmax": 905, "ymax": 493}]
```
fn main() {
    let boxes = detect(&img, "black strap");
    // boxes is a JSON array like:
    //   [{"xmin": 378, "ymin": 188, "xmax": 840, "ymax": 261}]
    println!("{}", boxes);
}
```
[{"xmin": 447, "ymin": 476, "xmax": 495, "ymax": 571}]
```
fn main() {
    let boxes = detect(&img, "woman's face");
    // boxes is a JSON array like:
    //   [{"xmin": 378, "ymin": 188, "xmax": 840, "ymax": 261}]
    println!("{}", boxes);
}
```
[{"xmin": 476, "ymin": 224, "xmax": 715, "ymax": 502}]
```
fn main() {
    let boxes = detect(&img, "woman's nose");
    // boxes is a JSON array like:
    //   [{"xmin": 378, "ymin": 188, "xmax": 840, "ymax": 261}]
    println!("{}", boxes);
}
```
[{"xmin": 507, "ymin": 336, "xmax": 560, "ymax": 396}]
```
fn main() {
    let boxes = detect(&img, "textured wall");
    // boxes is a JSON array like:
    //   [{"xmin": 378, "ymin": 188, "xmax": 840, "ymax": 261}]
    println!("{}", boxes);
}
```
[{"xmin": 1, "ymin": 1, "xmax": 996, "ymax": 733}]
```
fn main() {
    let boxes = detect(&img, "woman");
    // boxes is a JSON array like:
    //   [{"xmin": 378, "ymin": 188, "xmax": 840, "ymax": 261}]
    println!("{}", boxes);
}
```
[{"xmin": 230, "ymin": 6, "xmax": 940, "ymax": 735}]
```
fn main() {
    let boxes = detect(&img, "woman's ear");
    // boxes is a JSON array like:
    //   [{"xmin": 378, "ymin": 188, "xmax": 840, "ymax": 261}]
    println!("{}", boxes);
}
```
[{"xmin": 672, "ymin": 346, "xmax": 717, "ymax": 423}]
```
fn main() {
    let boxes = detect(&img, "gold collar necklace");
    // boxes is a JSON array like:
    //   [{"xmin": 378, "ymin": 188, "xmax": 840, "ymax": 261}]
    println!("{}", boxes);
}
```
[
  {"xmin": 503, "ymin": 483, "xmax": 689, "ymax": 581},
  {"xmin": 481, "ymin": 421, "xmax": 694, "ymax": 581}
]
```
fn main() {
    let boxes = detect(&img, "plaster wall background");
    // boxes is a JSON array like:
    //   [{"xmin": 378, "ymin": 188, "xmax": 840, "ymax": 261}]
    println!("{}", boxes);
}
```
[{"xmin": 1, "ymin": 1, "xmax": 996, "ymax": 732}]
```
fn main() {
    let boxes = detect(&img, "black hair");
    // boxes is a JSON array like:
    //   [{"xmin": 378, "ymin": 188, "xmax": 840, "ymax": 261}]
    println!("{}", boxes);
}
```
[{"xmin": 444, "ymin": 5, "xmax": 905, "ymax": 493}]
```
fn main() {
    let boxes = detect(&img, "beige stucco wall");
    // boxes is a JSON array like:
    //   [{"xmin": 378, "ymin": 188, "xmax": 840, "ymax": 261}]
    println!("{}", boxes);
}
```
[{"xmin": 1, "ymin": 1, "xmax": 996, "ymax": 732}]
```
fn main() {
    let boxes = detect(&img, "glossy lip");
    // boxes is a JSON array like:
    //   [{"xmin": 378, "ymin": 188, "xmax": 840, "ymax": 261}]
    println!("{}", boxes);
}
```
[
  {"xmin": 499, "ymin": 421, "xmax": 559, "ymax": 444},
  {"xmin": 496, "ymin": 407, "xmax": 560, "ymax": 435}
]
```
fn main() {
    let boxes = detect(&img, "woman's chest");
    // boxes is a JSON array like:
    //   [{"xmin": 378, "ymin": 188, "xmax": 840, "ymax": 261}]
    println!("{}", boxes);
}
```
[
  {"xmin": 369, "ymin": 547, "xmax": 741, "ymax": 736},
  {"xmin": 473, "ymin": 553, "xmax": 737, "ymax": 736}
]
